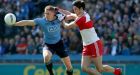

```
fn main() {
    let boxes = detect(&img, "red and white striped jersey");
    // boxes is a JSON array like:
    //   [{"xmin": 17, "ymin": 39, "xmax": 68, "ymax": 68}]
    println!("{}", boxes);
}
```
[{"xmin": 75, "ymin": 12, "xmax": 99, "ymax": 46}]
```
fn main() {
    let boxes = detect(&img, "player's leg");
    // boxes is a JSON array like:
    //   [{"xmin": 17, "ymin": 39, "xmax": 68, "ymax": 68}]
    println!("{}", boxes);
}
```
[
  {"xmin": 92, "ymin": 56, "xmax": 113, "ymax": 72},
  {"xmin": 61, "ymin": 56, "xmax": 73, "ymax": 75},
  {"xmin": 55, "ymin": 40, "xmax": 73, "ymax": 75},
  {"xmin": 91, "ymin": 40, "xmax": 122, "ymax": 75},
  {"xmin": 81, "ymin": 56, "xmax": 101, "ymax": 75},
  {"xmin": 43, "ymin": 46, "xmax": 54, "ymax": 75},
  {"xmin": 92, "ymin": 56, "xmax": 122, "ymax": 75}
]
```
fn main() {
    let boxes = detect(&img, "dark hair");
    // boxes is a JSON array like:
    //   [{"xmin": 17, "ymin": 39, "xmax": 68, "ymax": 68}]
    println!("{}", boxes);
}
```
[{"xmin": 72, "ymin": 0, "xmax": 85, "ymax": 10}]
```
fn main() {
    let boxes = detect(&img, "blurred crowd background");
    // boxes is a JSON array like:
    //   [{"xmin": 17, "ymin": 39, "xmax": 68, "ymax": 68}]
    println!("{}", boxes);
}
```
[{"xmin": 0, "ymin": 0, "xmax": 140, "ymax": 56}]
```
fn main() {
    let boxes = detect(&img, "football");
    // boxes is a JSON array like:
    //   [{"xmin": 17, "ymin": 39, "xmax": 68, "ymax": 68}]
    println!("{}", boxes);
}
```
[{"xmin": 4, "ymin": 13, "xmax": 16, "ymax": 26}]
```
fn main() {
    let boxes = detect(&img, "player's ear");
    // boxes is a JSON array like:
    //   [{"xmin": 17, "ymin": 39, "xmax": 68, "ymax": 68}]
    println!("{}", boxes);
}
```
[
  {"xmin": 54, "ymin": 7, "xmax": 59, "ymax": 12},
  {"xmin": 52, "ymin": 7, "xmax": 58, "ymax": 14}
]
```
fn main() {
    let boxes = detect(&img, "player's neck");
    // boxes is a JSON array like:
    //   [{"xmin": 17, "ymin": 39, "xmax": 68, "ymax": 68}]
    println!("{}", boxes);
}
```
[
  {"xmin": 47, "ymin": 16, "xmax": 56, "ymax": 21},
  {"xmin": 77, "ymin": 11, "xmax": 84, "ymax": 17}
]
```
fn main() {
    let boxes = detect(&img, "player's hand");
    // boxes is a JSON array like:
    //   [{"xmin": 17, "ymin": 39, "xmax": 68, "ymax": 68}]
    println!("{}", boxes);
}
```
[{"xmin": 56, "ymin": 13, "xmax": 65, "ymax": 21}]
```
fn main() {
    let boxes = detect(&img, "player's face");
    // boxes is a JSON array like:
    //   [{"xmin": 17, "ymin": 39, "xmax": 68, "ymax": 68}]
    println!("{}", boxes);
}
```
[
  {"xmin": 73, "ymin": 6, "xmax": 81, "ymax": 15},
  {"xmin": 44, "ymin": 10, "xmax": 55, "ymax": 20}
]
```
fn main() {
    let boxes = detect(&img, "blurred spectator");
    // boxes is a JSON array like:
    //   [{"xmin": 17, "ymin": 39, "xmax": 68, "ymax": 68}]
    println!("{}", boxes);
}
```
[
  {"xmin": 27, "ymin": 38, "xmax": 37, "ymax": 54},
  {"xmin": 60, "ymin": 0, "xmax": 73, "ymax": 11},
  {"xmin": 0, "ymin": 9, "xmax": 5, "ymax": 38},
  {"xmin": 35, "ymin": 37, "xmax": 43, "ymax": 54},
  {"xmin": 20, "ymin": 27, "xmax": 31, "ymax": 38},
  {"xmin": 131, "ymin": 39, "xmax": 140, "ymax": 55},
  {"xmin": 128, "ymin": 37, "xmax": 133, "ymax": 50},
  {"xmin": 117, "ymin": 36, "xmax": 123, "ymax": 55},
  {"xmin": 16, "ymin": 37, "xmax": 27, "ymax": 54},
  {"xmin": 15, "ymin": 5, "xmax": 24, "ymax": 21},
  {"xmin": 26, "ymin": 34, "xmax": 32, "ymax": 41},
  {"xmin": 3, "ymin": 38, "xmax": 9, "ymax": 54},
  {"xmin": 5, "ymin": 38, "xmax": 16, "ymax": 54},
  {"xmin": 121, "ymin": 43, "xmax": 130, "ymax": 55},
  {"xmin": 18, "ymin": 0, "xmax": 29, "ymax": 20},
  {"xmin": 68, "ymin": 30, "xmax": 80, "ymax": 51},
  {"xmin": 0, "ymin": 39, "xmax": 5, "ymax": 55},
  {"xmin": 14, "ymin": 34, "xmax": 21, "ymax": 45},
  {"xmin": 111, "ymin": 38, "xmax": 118, "ymax": 56},
  {"xmin": 103, "ymin": 37, "xmax": 111, "ymax": 55}
]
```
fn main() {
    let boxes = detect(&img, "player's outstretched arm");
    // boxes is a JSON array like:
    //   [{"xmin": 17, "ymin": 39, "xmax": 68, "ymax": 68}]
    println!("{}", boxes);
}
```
[
  {"xmin": 15, "ymin": 20, "xmax": 35, "ymax": 26},
  {"xmin": 57, "ymin": 8, "xmax": 72, "ymax": 15},
  {"xmin": 62, "ymin": 20, "xmax": 77, "ymax": 29}
]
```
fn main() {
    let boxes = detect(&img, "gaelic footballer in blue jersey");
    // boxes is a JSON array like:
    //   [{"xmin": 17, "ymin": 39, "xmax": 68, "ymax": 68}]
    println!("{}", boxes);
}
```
[{"xmin": 15, "ymin": 5, "xmax": 73, "ymax": 75}]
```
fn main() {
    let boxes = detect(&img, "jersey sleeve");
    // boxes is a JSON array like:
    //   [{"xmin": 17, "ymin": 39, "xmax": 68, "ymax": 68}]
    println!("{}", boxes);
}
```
[
  {"xmin": 33, "ymin": 18, "xmax": 42, "ymax": 26},
  {"xmin": 75, "ymin": 17, "xmax": 85, "ymax": 26}
]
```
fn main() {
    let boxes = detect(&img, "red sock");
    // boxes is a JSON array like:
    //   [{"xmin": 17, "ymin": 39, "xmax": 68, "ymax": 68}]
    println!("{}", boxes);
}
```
[{"xmin": 114, "ymin": 68, "xmax": 121, "ymax": 75}]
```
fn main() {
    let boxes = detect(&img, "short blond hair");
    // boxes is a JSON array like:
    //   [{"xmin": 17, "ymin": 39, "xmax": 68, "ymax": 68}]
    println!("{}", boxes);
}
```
[{"xmin": 44, "ymin": 5, "xmax": 56, "ymax": 12}]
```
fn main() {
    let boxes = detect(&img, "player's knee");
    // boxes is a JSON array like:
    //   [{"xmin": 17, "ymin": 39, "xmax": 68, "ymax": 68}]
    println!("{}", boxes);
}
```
[
  {"xmin": 44, "ymin": 55, "xmax": 52, "ymax": 63},
  {"xmin": 62, "ymin": 56, "xmax": 72, "ymax": 71},
  {"xmin": 65, "ymin": 63, "xmax": 73, "ymax": 71},
  {"xmin": 66, "ymin": 66, "xmax": 73, "ymax": 71},
  {"xmin": 81, "ymin": 66, "xmax": 87, "ymax": 72}
]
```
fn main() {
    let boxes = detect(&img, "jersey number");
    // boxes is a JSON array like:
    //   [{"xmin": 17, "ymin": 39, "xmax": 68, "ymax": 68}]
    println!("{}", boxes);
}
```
[{"xmin": 48, "ymin": 26, "xmax": 58, "ymax": 32}]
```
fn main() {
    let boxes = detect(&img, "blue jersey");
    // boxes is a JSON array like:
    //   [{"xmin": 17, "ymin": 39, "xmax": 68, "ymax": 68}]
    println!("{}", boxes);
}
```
[{"xmin": 34, "ymin": 18, "xmax": 62, "ymax": 44}]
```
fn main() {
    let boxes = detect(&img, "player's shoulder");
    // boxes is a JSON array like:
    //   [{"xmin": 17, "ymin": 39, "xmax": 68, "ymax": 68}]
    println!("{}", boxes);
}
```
[
  {"xmin": 75, "ymin": 12, "xmax": 91, "ymax": 24},
  {"xmin": 34, "ymin": 17, "xmax": 45, "ymax": 21},
  {"xmin": 84, "ymin": 12, "xmax": 91, "ymax": 22},
  {"xmin": 76, "ymin": 15, "xmax": 86, "ymax": 22},
  {"xmin": 33, "ymin": 17, "xmax": 46, "ymax": 25},
  {"xmin": 78, "ymin": 12, "xmax": 89, "ymax": 19},
  {"xmin": 77, "ymin": 12, "xmax": 91, "ymax": 23}
]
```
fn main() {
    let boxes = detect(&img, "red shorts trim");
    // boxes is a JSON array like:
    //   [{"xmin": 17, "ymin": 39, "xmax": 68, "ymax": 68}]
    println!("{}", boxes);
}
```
[{"xmin": 82, "ymin": 40, "xmax": 103, "ymax": 57}]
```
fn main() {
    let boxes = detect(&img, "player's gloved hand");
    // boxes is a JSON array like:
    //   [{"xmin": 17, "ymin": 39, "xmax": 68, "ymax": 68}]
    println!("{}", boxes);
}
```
[{"xmin": 56, "ymin": 13, "xmax": 65, "ymax": 21}]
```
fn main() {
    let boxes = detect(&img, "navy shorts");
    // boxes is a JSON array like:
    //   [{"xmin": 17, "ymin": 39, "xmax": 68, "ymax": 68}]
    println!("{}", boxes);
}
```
[{"xmin": 44, "ymin": 40, "xmax": 68, "ymax": 58}]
